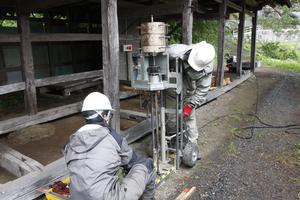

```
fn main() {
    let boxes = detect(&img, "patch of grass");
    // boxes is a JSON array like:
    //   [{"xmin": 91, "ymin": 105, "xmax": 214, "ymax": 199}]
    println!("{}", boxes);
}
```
[
  {"xmin": 228, "ymin": 114, "xmax": 243, "ymax": 122},
  {"xmin": 261, "ymin": 57, "xmax": 300, "ymax": 73},
  {"xmin": 227, "ymin": 142, "xmax": 237, "ymax": 155},
  {"xmin": 230, "ymin": 127, "xmax": 242, "ymax": 137}
]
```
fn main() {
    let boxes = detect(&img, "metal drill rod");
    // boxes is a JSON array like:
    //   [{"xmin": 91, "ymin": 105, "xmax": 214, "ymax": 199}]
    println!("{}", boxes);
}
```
[
  {"xmin": 150, "ymin": 92, "xmax": 157, "ymax": 171},
  {"xmin": 160, "ymin": 90, "xmax": 166, "ymax": 163},
  {"xmin": 175, "ymin": 93, "xmax": 180, "ymax": 170},
  {"xmin": 154, "ymin": 91, "xmax": 160, "ymax": 174}
]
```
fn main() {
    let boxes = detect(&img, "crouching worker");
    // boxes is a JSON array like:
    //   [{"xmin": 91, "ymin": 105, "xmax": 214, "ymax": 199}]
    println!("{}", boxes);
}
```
[{"xmin": 64, "ymin": 92, "xmax": 156, "ymax": 200}]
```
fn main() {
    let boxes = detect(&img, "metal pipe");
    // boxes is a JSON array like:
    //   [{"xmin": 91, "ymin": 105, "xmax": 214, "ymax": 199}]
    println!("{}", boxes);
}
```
[
  {"xmin": 150, "ymin": 92, "xmax": 157, "ymax": 170},
  {"xmin": 154, "ymin": 91, "xmax": 160, "ymax": 174},
  {"xmin": 175, "ymin": 93, "xmax": 180, "ymax": 170},
  {"xmin": 160, "ymin": 90, "xmax": 166, "ymax": 163}
]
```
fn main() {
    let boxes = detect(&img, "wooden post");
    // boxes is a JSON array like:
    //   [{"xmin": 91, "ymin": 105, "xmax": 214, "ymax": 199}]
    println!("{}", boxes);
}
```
[
  {"xmin": 18, "ymin": 13, "xmax": 38, "ymax": 115},
  {"xmin": 101, "ymin": 0, "xmax": 120, "ymax": 131},
  {"xmin": 250, "ymin": 10, "xmax": 257, "ymax": 73},
  {"xmin": 182, "ymin": 0, "xmax": 193, "ymax": 45},
  {"xmin": 216, "ymin": 0, "xmax": 227, "ymax": 87},
  {"xmin": 236, "ymin": 0, "xmax": 245, "ymax": 77}
]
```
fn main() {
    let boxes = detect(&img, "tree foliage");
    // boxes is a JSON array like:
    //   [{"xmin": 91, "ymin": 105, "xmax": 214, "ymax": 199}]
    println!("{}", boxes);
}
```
[
  {"xmin": 259, "ymin": 42, "xmax": 299, "ymax": 60},
  {"xmin": 169, "ymin": 20, "xmax": 219, "ymax": 48},
  {"xmin": 258, "ymin": 5, "xmax": 300, "ymax": 32}
]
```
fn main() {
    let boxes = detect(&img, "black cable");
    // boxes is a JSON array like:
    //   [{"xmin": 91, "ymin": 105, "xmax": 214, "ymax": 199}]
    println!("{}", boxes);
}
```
[{"xmin": 199, "ymin": 76, "xmax": 300, "ymax": 139}]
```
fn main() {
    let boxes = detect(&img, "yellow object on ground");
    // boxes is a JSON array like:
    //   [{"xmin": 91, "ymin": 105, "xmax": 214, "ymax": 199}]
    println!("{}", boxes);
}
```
[{"xmin": 45, "ymin": 177, "xmax": 70, "ymax": 200}]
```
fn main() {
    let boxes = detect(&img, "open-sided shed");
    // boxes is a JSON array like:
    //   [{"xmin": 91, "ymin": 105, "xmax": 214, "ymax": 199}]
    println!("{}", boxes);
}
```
[{"xmin": 0, "ymin": 0, "xmax": 291, "ymax": 199}]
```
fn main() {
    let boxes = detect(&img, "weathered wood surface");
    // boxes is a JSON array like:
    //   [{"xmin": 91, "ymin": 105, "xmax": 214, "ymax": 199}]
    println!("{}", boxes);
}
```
[
  {"xmin": 236, "ymin": 0, "xmax": 245, "ymax": 77},
  {"xmin": 0, "ymin": 33, "xmax": 134, "ymax": 43},
  {"xmin": 182, "ymin": 0, "xmax": 193, "ymax": 45},
  {"xmin": 0, "ymin": 143, "xmax": 44, "ymax": 177},
  {"xmin": 214, "ymin": 0, "xmax": 254, "ymax": 16},
  {"xmin": 250, "ymin": 11, "xmax": 258, "ymax": 73},
  {"xmin": 102, "ymin": 0, "xmax": 120, "ymax": 131},
  {"xmin": 35, "ymin": 70, "xmax": 103, "ymax": 87},
  {"xmin": 0, "ymin": 157, "xmax": 68, "ymax": 200},
  {"xmin": 31, "ymin": 33, "xmax": 102, "ymax": 42},
  {"xmin": 216, "ymin": 0, "xmax": 227, "ymax": 87},
  {"xmin": 0, "ymin": 70, "xmax": 103, "ymax": 95},
  {"xmin": 19, "ymin": 14, "xmax": 38, "ymax": 115},
  {"xmin": 202, "ymin": 71, "xmax": 253, "ymax": 107},
  {"xmin": 0, "ymin": 102, "xmax": 82, "ymax": 135}
]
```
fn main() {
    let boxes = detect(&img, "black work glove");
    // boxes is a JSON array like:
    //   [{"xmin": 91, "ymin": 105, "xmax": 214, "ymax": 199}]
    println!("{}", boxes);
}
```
[{"xmin": 135, "ymin": 158, "xmax": 154, "ymax": 173}]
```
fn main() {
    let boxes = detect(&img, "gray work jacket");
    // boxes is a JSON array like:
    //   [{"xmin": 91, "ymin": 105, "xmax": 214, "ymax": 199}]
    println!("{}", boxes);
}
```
[{"xmin": 64, "ymin": 123, "xmax": 135, "ymax": 200}]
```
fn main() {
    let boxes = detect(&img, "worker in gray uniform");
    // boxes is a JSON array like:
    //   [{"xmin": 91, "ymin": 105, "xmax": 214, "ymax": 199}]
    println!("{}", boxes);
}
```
[
  {"xmin": 167, "ymin": 41, "xmax": 215, "ymax": 159},
  {"xmin": 64, "ymin": 92, "xmax": 156, "ymax": 200}
]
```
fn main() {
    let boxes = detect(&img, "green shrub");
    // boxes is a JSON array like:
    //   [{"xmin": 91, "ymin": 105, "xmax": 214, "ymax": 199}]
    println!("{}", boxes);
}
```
[
  {"xmin": 260, "ymin": 42, "xmax": 299, "ymax": 60},
  {"xmin": 261, "ymin": 57, "xmax": 300, "ymax": 73}
]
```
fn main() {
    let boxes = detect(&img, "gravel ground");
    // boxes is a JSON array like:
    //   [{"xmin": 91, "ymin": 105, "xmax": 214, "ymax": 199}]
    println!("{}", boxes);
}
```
[{"xmin": 156, "ymin": 68, "xmax": 300, "ymax": 200}]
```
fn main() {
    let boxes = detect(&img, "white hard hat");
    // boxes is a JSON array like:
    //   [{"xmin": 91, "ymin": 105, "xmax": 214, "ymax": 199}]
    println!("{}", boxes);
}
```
[
  {"xmin": 81, "ymin": 92, "xmax": 113, "ymax": 112},
  {"xmin": 167, "ymin": 44, "xmax": 192, "ymax": 59},
  {"xmin": 187, "ymin": 41, "xmax": 215, "ymax": 71}
]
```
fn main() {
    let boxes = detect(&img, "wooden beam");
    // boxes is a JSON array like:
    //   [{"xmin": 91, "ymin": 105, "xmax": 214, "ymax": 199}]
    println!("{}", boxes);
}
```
[
  {"xmin": 0, "ymin": 70, "xmax": 103, "ymax": 95},
  {"xmin": 31, "ymin": 33, "xmax": 102, "ymax": 42},
  {"xmin": 35, "ymin": 70, "xmax": 103, "ymax": 87},
  {"xmin": 19, "ymin": 0, "xmax": 82, "ymax": 13},
  {"xmin": 236, "ymin": 0, "xmax": 245, "ymax": 77},
  {"xmin": 0, "ymin": 34, "xmax": 20, "ymax": 43},
  {"xmin": 216, "ymin": 0, "xmax": 227, "ymax": 87},
  {"xmin": 0, "ymin": 82, "xmax": 25, "ymax": 95},
  {"xmin": 250, "ymin": 10, "xmax": 257, "ymax": 73},
  {"xmin": 0, "ymin": 102, "xmax": 82, "ymax": 135},
  {"xmin": 0, "ymin": 158, "xmax": 68, "ymax": 200},
  {"xmin": 18, "ymin": 13, "xmax": 38, "ymax": 115},
  {"xmin": 182, "ymin": 0, "xmax": 193, "ymax": 45},
  {"xmin": 0, "ymin": 34, "xmax": 134, "ymax": 43},
  {"xmin": 199, "ymin": 71, "xmax": 253, "ymax": 107},
  {"xmin": 214, "ymin": 0, "xmax": 254, "ymax": 16},
  {"xmin": 102, "ymin": 0, "xmax": 120, "ymax": 131},
  {"xmin": 0, "ymin": 143, "xmax": 44, "ymax": 178},
  {"xmin": 119, "ymin": 4, "xmax": 184, "ymax": 19}
]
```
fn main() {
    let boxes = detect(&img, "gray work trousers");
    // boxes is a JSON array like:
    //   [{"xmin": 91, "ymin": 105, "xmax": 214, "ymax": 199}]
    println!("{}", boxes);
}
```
[
  {"xmin": 166, "ymin": 73, "xmax": 212, "ymax": 144},
  {"xmin": 108, "ymin": 164, "xmax": 156, "ymax": 200},
  {"xmin": 165, "ymin": 94, "xmax": 198, "ymax": 143}
]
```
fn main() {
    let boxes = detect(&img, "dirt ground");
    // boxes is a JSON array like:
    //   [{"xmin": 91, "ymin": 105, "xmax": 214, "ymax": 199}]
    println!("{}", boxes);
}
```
[
  {"xmin": 156, "ymin": 67, "xmax": 300, "ymax": 200},
  {"xmin": 0, "ymin": 67, "xmax": 299, "ymax": 199}
]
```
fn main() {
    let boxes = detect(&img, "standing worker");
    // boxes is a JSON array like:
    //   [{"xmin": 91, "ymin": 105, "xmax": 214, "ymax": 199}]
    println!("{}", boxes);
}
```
[
  {"xmin": 167, "ymin": 41, "xmax": 215, "ymax": 164},
  {"xmin": 64, "ymin": 92, "xmax": 156, "ymax": 200}
]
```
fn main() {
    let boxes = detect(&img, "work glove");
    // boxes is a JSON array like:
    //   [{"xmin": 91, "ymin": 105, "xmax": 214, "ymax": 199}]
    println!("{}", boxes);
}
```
[
  {"xmin": 135, "ymin": 158, "xmax": 154, "ymax": 173},
  {"xmin": 183, "ymin": 104, "xmax": 193, "ymax": 120}
]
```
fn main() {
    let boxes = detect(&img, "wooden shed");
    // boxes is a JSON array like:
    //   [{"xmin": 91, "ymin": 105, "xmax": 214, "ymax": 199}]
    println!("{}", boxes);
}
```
[{"xmin": 0, "ymin": 0, "xmax": 291, "ymax": 199}]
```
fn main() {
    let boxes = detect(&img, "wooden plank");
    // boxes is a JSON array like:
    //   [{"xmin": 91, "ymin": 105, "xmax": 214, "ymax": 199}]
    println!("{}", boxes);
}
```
[
  {"xmin": 102, "ymin": 0, "xmax": 120, "ymax": 131},
  {"xmin": 119, "ymin": 4, "xmax": 184, "ymax": 19},
  {"xmin": 18, "ymin": 13, "xmax": 38, "ymax": 115},
  {"xmin": 0, "ymin": 70, "xmax": 103, "ymax": 95},
  {"xmin": 214, "ymin": 0, "xmax": 254, "ymax": 16},
  {"xmin": 0, "ymin": 34, "xmax": 20, "ymax": 43},
  {"xmin": 201, "ymin": 71, "xmax": 253, "ymax": 107},
  {"xmin": 20, "ymin": 0, "xmax": 82, "ymax": 13},
  {"xmin": 250, "ymin": 10, "xmax": 257, "ymax": 73},
  {"xmin": 236, "ymin": 0, "xmax": 245, "ymax": 77},
  {"xmin": 0, "ymin": 102, "xmax": 82, "ymax": 135},
  {"xmin": 0, "ymin": 143, "xmax": 44, "ymax": 178},
  {"xmin": 35, "ymin": 70, "xmax": 103, "ymax": 87},
  {"xmin": 0, "ymin": 33, "xmax": 134, "ymax": 43},
  {"xmin": 0, "ymin": 157, "xmax": 68, "ymax": 200},
  {"xmin": 0, "ymin": 82, "xmax": 25, "ymax": 95},
  {"xmin": 216, "ymin": 0, "xmax": 227, "ymax": 87},
  {"xmin": 182, "ymin": 0, "xmax": 193, "ymax": 45},
  {"xmin": 31, "ymin": 33, "xmax": 102, "ymax": 42}
]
